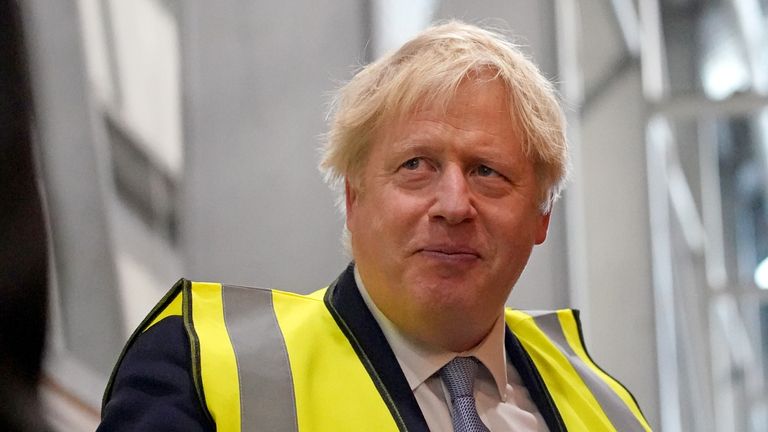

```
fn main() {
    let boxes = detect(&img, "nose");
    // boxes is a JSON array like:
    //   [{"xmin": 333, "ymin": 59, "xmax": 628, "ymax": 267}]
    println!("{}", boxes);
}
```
[{"xmin": 427, "ymin": 166, "xmax": 477, "ymax": 224}]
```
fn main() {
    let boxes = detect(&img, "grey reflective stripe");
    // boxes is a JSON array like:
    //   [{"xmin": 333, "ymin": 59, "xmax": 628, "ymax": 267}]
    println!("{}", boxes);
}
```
[
  {"xmin": 221, "ymin": 285, "xmax": 298, "ymax": 432},
  {"xmin": 533, "ymin": 313, "xmax": 646, "ymax": 432}
]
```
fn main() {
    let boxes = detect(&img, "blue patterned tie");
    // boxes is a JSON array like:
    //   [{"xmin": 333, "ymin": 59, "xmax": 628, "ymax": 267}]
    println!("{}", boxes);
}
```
[{"xmin": 440, "ymin": 356, "xmax": 490, "ymax": 432}]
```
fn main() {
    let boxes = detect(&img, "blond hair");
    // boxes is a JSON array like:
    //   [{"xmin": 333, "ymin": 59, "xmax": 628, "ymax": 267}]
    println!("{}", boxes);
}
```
[{"xmin": 320, "ymin": 20, "xmax": 568, "ymax": 213}]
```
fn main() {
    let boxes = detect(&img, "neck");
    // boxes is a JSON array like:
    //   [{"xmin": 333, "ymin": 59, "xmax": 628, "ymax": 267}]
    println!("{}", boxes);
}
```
[{"xmin": 408, "ymin": 313, "xmax": 499, "ymax": 353}]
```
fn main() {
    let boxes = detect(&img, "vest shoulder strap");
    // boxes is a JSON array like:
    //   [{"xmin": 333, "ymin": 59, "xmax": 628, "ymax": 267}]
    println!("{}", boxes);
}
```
[
  {"xmin": 505, "ymin": 309, "xmax": 651, "ymax": 431},
  {"xmin": 103, "ymin": 279, "xmax": 399, "ymax": 432},
  {"xmin": 101, "ymin": 278, "xmax": 188, "ymax": 411}
]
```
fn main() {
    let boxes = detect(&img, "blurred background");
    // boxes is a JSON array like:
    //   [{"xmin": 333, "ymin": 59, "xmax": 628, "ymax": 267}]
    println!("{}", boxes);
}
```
[{"xmin": 4, "ymin": 0, "xmax": 768, "ymax": 430}]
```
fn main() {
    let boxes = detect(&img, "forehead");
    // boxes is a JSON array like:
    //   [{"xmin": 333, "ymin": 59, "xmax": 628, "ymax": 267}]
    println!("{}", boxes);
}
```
[
  {"xmin": 391, "ymin": 72, "xmax": 511, "ymax": 122},
  {"xmin": 423, "ymin": 78, "xmax": 510, "ymax": 127},
  {"xmin": 376, "ymin": 77, "xmax": 518, "ymax": 148}
]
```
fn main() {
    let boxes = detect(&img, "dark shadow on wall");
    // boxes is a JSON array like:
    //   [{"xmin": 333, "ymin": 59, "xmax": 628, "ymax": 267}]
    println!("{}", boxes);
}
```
[{"xmin": 0, "ymin": 0, "xmax": 50, "ymax": 430}]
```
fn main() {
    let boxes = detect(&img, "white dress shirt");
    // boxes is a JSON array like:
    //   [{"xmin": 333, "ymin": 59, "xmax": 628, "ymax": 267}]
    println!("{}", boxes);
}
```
[{"xmin": 354, "ymin": 269, "xmax": 549, "ymax": 431}]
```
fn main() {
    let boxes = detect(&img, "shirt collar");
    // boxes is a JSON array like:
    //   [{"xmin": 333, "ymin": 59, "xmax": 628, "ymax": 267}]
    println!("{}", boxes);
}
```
[{"xmin": 354, "ymin": 267, "xmax": 510, "ymax": 402}]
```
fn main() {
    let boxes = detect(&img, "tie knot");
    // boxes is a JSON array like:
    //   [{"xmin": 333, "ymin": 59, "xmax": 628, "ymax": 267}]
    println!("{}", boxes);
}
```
[{"xmin": 440, "ymin": 356, "xmax": 480, "ymax": 399}]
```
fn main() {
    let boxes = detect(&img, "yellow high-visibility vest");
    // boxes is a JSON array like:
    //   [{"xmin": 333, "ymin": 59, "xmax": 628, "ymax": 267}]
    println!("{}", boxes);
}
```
[{"xmin": 103, "ymin": 278, "xmax": 651, "ymax": 431}]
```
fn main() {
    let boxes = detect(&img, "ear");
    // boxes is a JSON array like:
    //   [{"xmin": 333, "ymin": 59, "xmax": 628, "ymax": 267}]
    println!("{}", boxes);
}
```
[
  {"xmin": 534, "ymin": 211, "xmax": 551, "ymax": 245},
  {"xmin": 345, "ymin": 178, "xmax": 357, "ymax": 231}
]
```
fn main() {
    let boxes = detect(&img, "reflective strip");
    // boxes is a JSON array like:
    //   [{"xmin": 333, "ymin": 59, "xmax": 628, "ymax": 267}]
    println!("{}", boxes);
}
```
[
  {"xmin": 554, "ymin": 311, "xmax": 651, "ymax": 431},
  {"xmin": 221, "ymin": 285, "xmax": 298, "ymax": 432},
  {"xmin": 190, "ymin": 282, "xmax": 241, "ymax": 432},
  {"xmin": 506, "ymin": 310, "xmax": 616, "ymax": 430},
  {"xmin": 272, "ymin": 288, "xmax": 399, "ymax": 431},
  {"xmin": 534, "ymin": 312, "xmax": 650, "ymax": 432}
]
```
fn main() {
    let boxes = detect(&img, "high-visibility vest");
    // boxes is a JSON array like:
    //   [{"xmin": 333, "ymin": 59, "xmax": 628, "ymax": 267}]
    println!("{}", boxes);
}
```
[{"xmin": 103, "ymin": 278, "xmax": 651, "ymax": 431}]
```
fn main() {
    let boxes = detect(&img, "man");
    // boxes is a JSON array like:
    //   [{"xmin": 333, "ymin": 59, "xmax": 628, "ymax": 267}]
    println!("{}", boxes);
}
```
[{"xmin": 98, "ymin": 21, "xmax": 650, "ymax": 431}]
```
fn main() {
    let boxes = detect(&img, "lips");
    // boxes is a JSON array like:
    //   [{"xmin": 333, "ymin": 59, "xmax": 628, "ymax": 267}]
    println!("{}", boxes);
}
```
[{"xmin": 416, "ymin": 245, "xmax": 481, "ymax": 259}]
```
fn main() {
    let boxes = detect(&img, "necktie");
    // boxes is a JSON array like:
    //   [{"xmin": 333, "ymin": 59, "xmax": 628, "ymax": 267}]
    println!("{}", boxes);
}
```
[{"xmin": 440, "ymin": 356, "xmax": 490, "ymax": 432}]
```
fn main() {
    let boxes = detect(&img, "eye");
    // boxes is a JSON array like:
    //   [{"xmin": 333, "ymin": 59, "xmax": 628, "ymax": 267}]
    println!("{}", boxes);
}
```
[
  {"xmin": 475, "ymin": 164, "xmax": 499, "ymax": 177},
  {"xmin": 401, "ymin": 158, "xmax": 422, "ymax": 170},
  {"xmin": 394, "ymin": 156, "xmax": 433, "ymax": 189}
]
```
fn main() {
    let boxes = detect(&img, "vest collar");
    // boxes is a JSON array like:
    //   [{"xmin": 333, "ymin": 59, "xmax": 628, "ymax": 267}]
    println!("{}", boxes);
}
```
[
  {"xmin": 324, "ymin": 262, "xmax": 566, "ymax": 432},
  {"xmin": 324, "ymin": 263, "xmax": 429, "ymax": 432}
]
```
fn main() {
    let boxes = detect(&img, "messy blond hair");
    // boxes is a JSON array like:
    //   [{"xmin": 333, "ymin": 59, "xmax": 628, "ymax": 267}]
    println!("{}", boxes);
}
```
[{"xmin": 320, "ymin": 20, "xmax": 568, "ymax": 214}]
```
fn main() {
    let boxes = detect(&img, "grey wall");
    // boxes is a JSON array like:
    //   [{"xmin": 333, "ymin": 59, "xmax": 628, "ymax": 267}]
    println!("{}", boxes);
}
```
[
  {"xmin": 580, "ymin": 66, "xmax": 659, "ymax": 428},
  {"xmin": 180, "ymin": 1, "xmax": 365, "ymax": 290},
  {"xmin": 23, "ymin": 0, "xmax": 124, "ymax": 376}
]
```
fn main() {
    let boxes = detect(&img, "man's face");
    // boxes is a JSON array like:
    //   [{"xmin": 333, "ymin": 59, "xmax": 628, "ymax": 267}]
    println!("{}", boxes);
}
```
[{"xmin": 346, "ymin": 77, "xmax": 550, "ymax": 351}]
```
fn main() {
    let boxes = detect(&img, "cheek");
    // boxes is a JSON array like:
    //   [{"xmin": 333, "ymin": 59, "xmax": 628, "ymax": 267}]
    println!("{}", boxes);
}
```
[
  {"xmin": 484, "ymin": 213, "xmax": 540, "ymax": 254},
  {"xmin": 367, "ymin": 213, "xmax": 388, "ymax": 240},
  {"xmin": 379, "ymin": 190, "xmax": 425, "ymax": 220},
  {"xmin": 352, "ymin": 194, "xmax": 403, "ymax": 245}
]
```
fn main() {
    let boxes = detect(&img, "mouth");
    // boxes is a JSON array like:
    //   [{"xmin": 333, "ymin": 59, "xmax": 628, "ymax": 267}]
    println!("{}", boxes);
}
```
[{"xmin": 416, "ymin": 246, "xmax": 481, "ymax": 260}]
